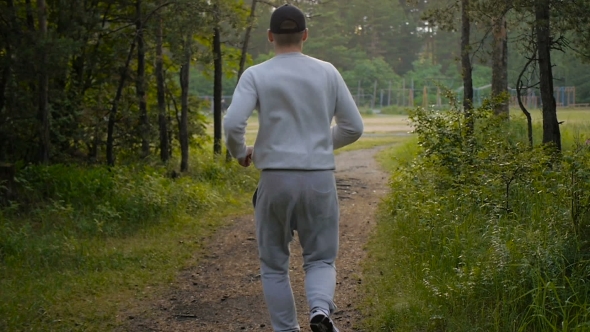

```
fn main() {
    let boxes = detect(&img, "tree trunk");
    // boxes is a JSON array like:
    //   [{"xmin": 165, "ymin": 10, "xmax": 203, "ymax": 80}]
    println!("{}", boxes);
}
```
[
  {"xmin": 238, "ymin": 0, "xmax": 257, "ymax": 81},
  {"xmin": 136, "ymin": 0, "xmax": 150, "ymax": 159},
  {"xmin": 107, "ymin": 41, "xmax": 136, "ymax": 166},
  {"xmin": 491, "ymin": 8, "xmax": 509, "ymax": 116},
  {"xmin": 226, "ymin": 0, "xmax": 258, "ymax": 162},
  {"xmin": 536, "ymin": 0, "xmax": 561, "ymax": 150},
  {"xmin": 0, "ymin": 163, "xmax": 15, "ymax": 205},
  {"xmin": 0, "ymin": 57, "xmax": 8, "ymax": 122},
  {"xmin": 25, "ymin": 0, "xmax": 35, "ymax": 31},
  {"xmin": 213, "ymin": 26, "xmax": 223, "ymax": 155},
  {"xmin": 1, "ymin": 0, "xmax": 17, "ymax": 161},
  {"xmin": 88, "ymin": 124, "xmax": 99, "ymax": 162},
  {"xmin": 0, "ymin": 65, "xmax": 8, "ymax": 162},
  {"xmin": 461, "ymin": 0, "xmax": 474, "ymax": 133},
  {"xmin": 179, "ymin": 46, "xmax": 190, "ymax": 172},
  {"xmin": 37, "ymin": 0, "xmax": 50, "ymax": 164},
  {"xmin": 156, "ymin": 0, "xmax": 169, "ymax": 163},
  {"xmin": 0, "ymin": 0, "xmax": 14, "ymax": 116},
  {"xmin": 517, "ymin": 54, "xmax": 535, "ymax": 148}
]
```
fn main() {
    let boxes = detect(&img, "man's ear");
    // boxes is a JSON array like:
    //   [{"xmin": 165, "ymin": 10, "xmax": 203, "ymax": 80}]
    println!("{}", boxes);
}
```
[
  {"xmin": 267, "ymin": 30, "xmax": 274, "ymax": 43},
  {"xmin": 302, "ymin": 29, "xmax": 309, "ymax": 42}
]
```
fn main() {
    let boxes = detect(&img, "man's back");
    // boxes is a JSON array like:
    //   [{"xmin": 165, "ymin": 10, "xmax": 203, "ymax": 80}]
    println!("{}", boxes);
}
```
[{"xmin": 224, "ymin": 53, "xmax": 362, "ymax": 170}]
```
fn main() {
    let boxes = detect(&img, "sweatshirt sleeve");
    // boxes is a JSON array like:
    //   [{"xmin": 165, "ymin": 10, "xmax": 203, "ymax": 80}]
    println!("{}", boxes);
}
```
[
  {"xmin": 223, "ymin": 69, "xmax": 258, "ymax": 161},
  {"xmin": 331, "ymin": 68, "xmax": 364, "ymax": 150}
]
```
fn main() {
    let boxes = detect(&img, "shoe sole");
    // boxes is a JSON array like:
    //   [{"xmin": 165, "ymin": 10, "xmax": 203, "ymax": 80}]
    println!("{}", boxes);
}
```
[{"xmin": 310, "ymin": 314, "xmax": 335, "ymax": 332}]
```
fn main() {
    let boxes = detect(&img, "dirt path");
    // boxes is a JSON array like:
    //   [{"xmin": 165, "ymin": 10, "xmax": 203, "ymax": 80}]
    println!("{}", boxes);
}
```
[{"xmin": 119, "ymin": 146, "xmax": 390, "ymax": 332}]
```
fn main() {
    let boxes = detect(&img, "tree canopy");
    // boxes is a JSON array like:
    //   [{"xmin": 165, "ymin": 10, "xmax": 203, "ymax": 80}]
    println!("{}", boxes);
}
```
[
  {"xmin": 2, "ymin": 0, "xmax": 590, "ymax": 165},
  {"xmin": 0, "ymin": 0, "xmax": 249, "ymax": 167}
]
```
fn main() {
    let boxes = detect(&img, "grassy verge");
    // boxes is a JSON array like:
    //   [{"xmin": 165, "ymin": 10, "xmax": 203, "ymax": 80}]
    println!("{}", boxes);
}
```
[
  {"xmin": 335, "ymin": 135, "xmax": 411, "ymax": 155},
  {"xmin": 0, "ymin": 152, "xmax": 258, "ymax": 331},
  {"xmin": 362, "ymin": 106, "xmax": 590, "ymax": 331}
]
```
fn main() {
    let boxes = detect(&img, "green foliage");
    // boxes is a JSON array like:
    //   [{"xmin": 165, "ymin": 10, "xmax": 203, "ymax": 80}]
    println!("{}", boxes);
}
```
[
  {"xmin": 363, "ymin": 102, "xmax": 590, "ymax": 331},
  {"xmin": 190, "ymin": 66, "xmax": 238, "ymax": 98},
  {"xmin": 404, "ymin": 60, "xmax": 492, "ymax": 92},
  {"xmin": 342, "ymin": 57, "xmax": 401, "ymax": 95},
  {"xmin": 4, "ymin": 154, "xmax": 255, "ymax": 239},
  {"xmin": 0, "ymin": 0, "xmax": 252, "ymax": 165}
]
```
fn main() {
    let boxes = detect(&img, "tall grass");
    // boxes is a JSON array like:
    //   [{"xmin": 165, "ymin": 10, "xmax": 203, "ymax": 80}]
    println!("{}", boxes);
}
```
[
  {"xmin": 363, "ymin": 104, "xmax": 590, "ymax": 331},
  {"xmin": 0, "ymin": 152, "xmax": 258, "ymax": 331}
]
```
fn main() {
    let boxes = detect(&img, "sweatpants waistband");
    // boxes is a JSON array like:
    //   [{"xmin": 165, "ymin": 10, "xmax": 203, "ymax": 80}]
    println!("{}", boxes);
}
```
[{"xmin": 261, "ymin": 168, "xmax": 334, "ymax": 172}]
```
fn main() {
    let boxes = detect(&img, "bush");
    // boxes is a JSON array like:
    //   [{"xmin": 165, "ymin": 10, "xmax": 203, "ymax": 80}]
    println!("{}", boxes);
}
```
[
  {"xmin": 364, "ymin": 101, "xmax": 590, "ymax": 331},
  {"xmin": 0, "ymin": 153, "xmax": 258, "ymax": 268}
]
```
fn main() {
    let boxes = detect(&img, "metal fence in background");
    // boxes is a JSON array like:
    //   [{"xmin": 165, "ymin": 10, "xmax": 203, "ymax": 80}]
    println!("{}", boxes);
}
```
[{"xmin": 198, "ymin": 86, "xmax": 583, "ymax": 114}]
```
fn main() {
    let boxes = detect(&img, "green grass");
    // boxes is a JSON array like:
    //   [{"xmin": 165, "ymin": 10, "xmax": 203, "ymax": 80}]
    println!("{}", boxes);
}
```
[
  {"xmin": 0, "ymin": 151, "xmax": 258, "ymax": 331},
  {"xmin": 335, "ymin": 135, "xmax": 411, "ymax": 154},
  {"xmin": 363, "ymin": 138, "xmax": 431, "ymax": 331},
  {"xmin": 511, "ymin": 107, "xmax": 590, "ymax": 149},
  {"xmin": 512, "ymin": 107, "xmax": 590, "ymax": 128},
  {"xmin": 1, "ymin": 213, "xmax": 235, "ymax": 331},
  {"xmin": 362, "ymin": 107, "xmax": 590, "ymax": 331},
  {"xmin": 2, "ymin": 222, "xmax": 203, "ymax": 330},
  {"xmin": 374, "ymin": 136, "xmax": 418, "ymax": 170}
]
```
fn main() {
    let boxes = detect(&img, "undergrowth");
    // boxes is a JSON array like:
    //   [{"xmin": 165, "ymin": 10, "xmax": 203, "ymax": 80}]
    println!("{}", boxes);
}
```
[
  {"xmin": 363, "ymin": 101, "xmax": 590, "ymax": 331},
  {"xmin": 0, "ymin": 152, "xmax": 258, "ymax": 331}
]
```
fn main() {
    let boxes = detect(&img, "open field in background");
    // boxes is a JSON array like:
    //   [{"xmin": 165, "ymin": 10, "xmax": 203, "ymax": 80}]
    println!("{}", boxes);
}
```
[
  {"xmin": 206, "ymin": 113, "xmax": 413, "ymax": 154},
  {"xmin": 206, "ymin": 106, "xmax": 590, "ymax": 156},
  {"xmin": 557, "ymin": 108, "xmax": 590, "ymax": 123},
  {"xmin": 203, "ymin": 107, "xmax": 590, "ymax": 168},
  {"xmin": 520, "ymin": 106, "xmax": 590, "ymax": 123},
  {"xmin": 336, "ymin": 114, "xmax": 412, "ymax": 153},
  {"xmin": 512, "ymin": 107, "xmax": 590, "ymax": 147}
]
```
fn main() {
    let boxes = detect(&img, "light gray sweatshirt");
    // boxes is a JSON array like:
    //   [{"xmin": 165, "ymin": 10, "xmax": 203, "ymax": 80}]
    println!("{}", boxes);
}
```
[{"xmin": 223, "ymin": 52, "xmax": 364, "ymax": 170}]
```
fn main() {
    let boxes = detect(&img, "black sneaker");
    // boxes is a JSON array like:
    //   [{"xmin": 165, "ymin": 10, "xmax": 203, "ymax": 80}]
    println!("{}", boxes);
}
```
[{"xmin": 310, "ymin": 311, "xmax": 339, "ymax": 332}]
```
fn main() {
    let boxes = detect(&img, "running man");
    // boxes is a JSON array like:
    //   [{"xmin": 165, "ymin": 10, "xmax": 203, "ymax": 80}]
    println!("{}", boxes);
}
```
[{"xmin": 223, "ymin": 4, "xmax": 363, "ymax": 331}]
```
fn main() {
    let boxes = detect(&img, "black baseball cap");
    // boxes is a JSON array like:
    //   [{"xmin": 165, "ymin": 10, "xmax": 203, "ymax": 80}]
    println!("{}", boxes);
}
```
[{"xmin": 269, "ymin": 4, "xmax": 306, "ymax": 34}]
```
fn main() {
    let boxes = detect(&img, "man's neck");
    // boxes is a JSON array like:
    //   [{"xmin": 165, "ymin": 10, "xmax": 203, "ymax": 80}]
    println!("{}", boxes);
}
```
[{"xmin": 274, "ymin": 45, "xmax": 303, "ymax": 55}]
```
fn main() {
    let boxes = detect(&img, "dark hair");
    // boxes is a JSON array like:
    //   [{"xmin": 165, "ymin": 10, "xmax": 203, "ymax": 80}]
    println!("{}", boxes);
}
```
[{"xmin": 272, "ymin": 20, "xmax": 305, "ymax": 47}]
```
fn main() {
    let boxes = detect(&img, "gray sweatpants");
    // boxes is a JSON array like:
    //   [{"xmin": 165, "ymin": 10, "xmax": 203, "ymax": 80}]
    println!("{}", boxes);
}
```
[{"xmin": 254, "ymin": 170, "xmax": 339, "ymax": 332}]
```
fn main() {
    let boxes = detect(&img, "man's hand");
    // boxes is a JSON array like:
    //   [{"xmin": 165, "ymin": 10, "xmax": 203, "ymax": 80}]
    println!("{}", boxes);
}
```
[{"xmin": 238, "ymin": 146, "xmax": 254, "ymax": 167}]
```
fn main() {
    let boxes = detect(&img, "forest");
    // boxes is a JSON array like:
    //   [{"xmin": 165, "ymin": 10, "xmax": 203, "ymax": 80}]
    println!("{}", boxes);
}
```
[
  {"xmin": 2, "ymin": 0, "xmax": 590, "ymax": 331},
  {"xmin": 1, "ymin": 0, "xmax": 590, "ymax": 166}
]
